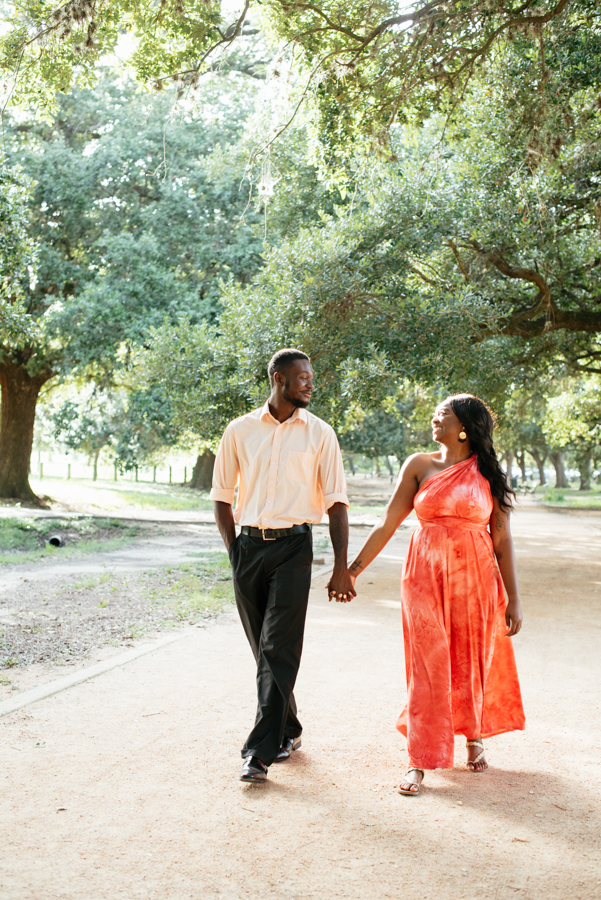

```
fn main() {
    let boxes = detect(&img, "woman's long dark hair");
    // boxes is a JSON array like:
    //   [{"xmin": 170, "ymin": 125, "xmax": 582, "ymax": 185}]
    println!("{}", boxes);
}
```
[{"xmin": 447, "ymin": 393, "xmax": 515, "ymax": 512}]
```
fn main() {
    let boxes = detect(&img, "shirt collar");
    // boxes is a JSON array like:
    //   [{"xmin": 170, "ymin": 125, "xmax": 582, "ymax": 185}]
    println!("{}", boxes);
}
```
[{"xmin": 260, "ymin": 401, "xmax": 308, "ymax": 425}]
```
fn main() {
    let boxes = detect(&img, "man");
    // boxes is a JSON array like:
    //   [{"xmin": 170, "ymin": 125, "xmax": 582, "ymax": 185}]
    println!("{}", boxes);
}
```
[{"xmin": 210, "ymin": 348, "xmax": 356, "ymax": 783}]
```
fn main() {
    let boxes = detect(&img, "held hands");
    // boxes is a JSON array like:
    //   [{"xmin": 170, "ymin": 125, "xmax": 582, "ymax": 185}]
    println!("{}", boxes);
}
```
[
  {"xmin": 505, "ymin": 598, "xmax": 523, "ymax": 637},
  {"xmin": 327, "ymin": 566, "xmax": 356, "ymax": 603}
]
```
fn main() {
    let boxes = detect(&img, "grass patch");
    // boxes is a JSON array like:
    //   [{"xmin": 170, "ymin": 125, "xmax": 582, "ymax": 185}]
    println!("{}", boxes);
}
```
[
  {"xmin": 543, "ymin": 489, "xmax": 565, "ymax": 503},
  {"xmin": 541, "ymin": 487, "xmax": 601, "ymax": 509},
  {"xmin": 1, "ymin": 657, "xmax": 20, "ymax": 668},
  {"xmin": 0, "ymin": 553, "xmax": 235, "ymax": 668},
  {"xmin": 151, "ymin": 555, "xmax": 235, "ymax": 621},
  {"xmin": 114, "ymin": 489, "xmax": 213, "ymax": 511},
  {"xmin": 313, "ymin": 535, "xmax": 331, "ymax": 553},
  {"xmin": 348, "ymin": 504, "xmax": 387, "ymax": 516},
  {"xmin": 72, "ymin": 571, "xmax": 115, "ymax": 590},
  {"xmin": 0, "ymin": 517, "xmax": 140, "ymax": 565},
  {"xmin": 34, "ymin": 478, "xmax": 213, "ymax": 512}
]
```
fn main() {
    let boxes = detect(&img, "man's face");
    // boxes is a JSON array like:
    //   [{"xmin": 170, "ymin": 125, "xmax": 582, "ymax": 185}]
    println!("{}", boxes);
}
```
[{"xmin": 278, "ymin": 360, "xmax": 314, "ymax": 408}]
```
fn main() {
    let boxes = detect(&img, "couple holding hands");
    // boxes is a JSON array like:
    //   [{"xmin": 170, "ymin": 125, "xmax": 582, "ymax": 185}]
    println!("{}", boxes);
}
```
[{"xmin": 211, "ymin": 349, "xmax": 525, "ymax": 794}]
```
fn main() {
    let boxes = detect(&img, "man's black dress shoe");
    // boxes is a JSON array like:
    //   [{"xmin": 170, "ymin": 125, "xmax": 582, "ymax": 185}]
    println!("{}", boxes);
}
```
[
  {"xmin": 273, "ymin": 736, "xmax": 302, "ymax": 762},
  {"xmin": 240, "ymin": 756, "xmax": 268, "ymax": 783}
]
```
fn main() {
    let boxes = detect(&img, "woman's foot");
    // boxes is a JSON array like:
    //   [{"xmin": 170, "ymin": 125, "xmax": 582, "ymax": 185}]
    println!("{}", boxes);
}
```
[
  {"xmin": 399, "ymin": 767, "xmax": 424, "ymax": 795},
  {"xmin": 466, "ymin": 738, "xmax": 488, "ymax": 771}
]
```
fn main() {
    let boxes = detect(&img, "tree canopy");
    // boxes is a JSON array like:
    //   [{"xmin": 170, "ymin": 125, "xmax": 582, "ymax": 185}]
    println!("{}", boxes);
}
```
[
  {"xmin": 144, "ymin": 54, "xmax": 601, "ymax": 437},
  {"xmin": 2, "ymin": 0, "xmax": 601, "ymax": 498},
  {"xmin": 0, "ymin": 70, "xmax": 268, "ymax": 499},
  {"xmin": 2, "ymin": 0, "xmax": 596, "ymax": 150}
]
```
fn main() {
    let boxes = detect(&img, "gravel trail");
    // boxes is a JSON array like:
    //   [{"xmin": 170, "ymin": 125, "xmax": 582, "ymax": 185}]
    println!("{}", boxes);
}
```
[{"xmin": 0, "ymin": 506, "xmax": 599, "ymax": 899}]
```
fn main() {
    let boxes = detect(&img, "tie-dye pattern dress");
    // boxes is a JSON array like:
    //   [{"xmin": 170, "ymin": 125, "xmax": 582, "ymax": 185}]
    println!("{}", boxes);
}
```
[{"xmin": 396, "ymin": 455, "xmax": 525, "ymax": 769}]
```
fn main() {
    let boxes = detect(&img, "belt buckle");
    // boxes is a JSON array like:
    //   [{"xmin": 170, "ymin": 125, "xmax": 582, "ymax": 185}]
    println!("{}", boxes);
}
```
[{"xmin": 261, "ymin": 529, "xmax": 277, "ymax": 541}]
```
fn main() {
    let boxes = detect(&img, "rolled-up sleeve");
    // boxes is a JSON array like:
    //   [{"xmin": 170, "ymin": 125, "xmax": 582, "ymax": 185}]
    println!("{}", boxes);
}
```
[
  {"xmin": 319, "ymin": 426, "xmax": 349, "ymax": 510},
  {"xmin": 209, "ymin": 424, "xmax": 239, "ymax": 505}
]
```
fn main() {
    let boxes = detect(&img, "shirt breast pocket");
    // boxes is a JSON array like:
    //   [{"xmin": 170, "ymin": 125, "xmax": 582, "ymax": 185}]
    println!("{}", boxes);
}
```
[{"xmin": 286, "ymin": 450, "xmax": 317, "ymax": 485}]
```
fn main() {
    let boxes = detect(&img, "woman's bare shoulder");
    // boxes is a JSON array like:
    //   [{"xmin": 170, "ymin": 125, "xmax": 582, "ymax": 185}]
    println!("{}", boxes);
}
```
[
  {"xmin": 397, "ymin": 452, "xmax": 439, "ymax": 485},
  {"xmin": 402, "ymin": 451, "xmax": 440, "ymax": 472}
]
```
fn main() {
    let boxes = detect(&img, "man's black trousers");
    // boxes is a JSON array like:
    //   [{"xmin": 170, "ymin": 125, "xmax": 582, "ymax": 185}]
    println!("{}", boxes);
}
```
[{"xmin": 229, "ymin": 530, "xmax": 313, "ymax": 767}]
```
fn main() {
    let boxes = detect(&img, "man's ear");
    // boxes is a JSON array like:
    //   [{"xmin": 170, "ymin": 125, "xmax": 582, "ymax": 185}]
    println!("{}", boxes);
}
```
[{"xmin": 273, "ymin": 370, "xmax": 285, "ymax": 387}]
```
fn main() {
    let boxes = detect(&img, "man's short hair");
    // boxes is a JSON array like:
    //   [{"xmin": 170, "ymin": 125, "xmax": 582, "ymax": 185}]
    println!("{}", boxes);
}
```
[{"xmin": 267, "ymin": 348, "xmax": 310, "ymax": 387}]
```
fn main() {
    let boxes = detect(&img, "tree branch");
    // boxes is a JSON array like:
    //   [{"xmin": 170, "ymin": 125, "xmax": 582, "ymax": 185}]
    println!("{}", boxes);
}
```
[
  {"xmin": 448, "ymin": 239, "xmax": 470, "ymax": 283},
  {"xmin": 153, "ymin": 0, "xmax": 251, "ymax": 85},
  {"xmin": 468, "ymin": 240, "xmax": 555, "ymax": 315},
  {"xmin": 407, "ymin": 263, "xmax": 439, "ymax": 287},
  {"xmin": 500, "ymin": 307, "xmax": 601, "ymax": 338}
]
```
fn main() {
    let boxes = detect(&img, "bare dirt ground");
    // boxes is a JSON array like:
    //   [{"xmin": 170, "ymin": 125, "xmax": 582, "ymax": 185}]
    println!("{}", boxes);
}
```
[
  {"xmin": 0, "ymin": 503, "xmax": 600, "ymax": 900},
  {"xmin": 0, "ymin": 523, "xmax": 235, "ymax": 670},
  {"xmin": 0, "ymin": 520, "xmax": 334, "ymax": 691}
]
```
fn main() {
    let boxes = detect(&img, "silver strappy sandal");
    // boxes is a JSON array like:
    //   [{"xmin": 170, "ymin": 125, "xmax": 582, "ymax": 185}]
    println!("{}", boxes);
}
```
[
  {"xmin": 399, "ymin": 767, "xmax": 425, "ymax": 795},
  {"xmin": 466, "ymin": 739, "xmax": 488, "ymax": 771}
]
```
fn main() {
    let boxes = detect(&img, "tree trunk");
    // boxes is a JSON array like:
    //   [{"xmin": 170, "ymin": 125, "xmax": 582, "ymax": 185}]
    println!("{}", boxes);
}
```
[
  {"xmin": 345, "ymin": 454, "xmax": 356, "ymax": 475},
  {"xmin": 516, "ymin": 449, "xmax": 527, "ymax": 483},
  {"xmin": 189, "ymin": 449, "xmax": 215, "ymax": 490},
  {"xmin": 373, "ymin": 455, "xmax": 380, "ymax": 476},
  {"xmin": 529, "ymin": 448, "xmax": 547, "ymax": 486},
  {"xmin": 549, "ymin": 450, "xmax": 569, "ymax": 488},
  {"xmin": 0, "ymin": 358, "xmax": 51, "ymax": 504},
  {"xmin": 504, "ymin": 450, "xmax": 514, "ymax": 486},
  {"xmin": 92, "ymin": 449, "xmax": 100, "ymax": 482},
  {"xmin": 384, "ymin": 455, "xmax": 394, "ymax": 477},
  {"xmin": 577, "ymin": 449, "xmax": 592, "ymax": 491}
]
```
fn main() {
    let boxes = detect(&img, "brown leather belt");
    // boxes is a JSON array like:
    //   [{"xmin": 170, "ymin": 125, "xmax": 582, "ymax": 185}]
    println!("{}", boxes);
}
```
[{"xmin": 240, "ymin": 523, "xmax": 312, "ymax": 541}]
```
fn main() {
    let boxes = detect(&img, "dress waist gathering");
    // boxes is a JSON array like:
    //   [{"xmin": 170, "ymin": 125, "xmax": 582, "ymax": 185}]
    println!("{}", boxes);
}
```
[{"xmin": 417, "ymin": 516, "xmax": 488, "ymax": 533}]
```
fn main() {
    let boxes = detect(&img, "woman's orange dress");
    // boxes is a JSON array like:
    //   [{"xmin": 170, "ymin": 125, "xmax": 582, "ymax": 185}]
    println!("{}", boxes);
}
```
[{"xmin": 396, "ymin": 455, "xmax": 525, "ymax": 770}]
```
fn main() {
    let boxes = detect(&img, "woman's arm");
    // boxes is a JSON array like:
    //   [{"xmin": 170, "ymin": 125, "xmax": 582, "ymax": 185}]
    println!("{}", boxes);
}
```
[
  {"xmin": 490, "ymin": 498, "xmax": 523, "ymax": 637},
  {"xmin": 346, "ymin": 455, "xmax": 424, "ymax": 582}
]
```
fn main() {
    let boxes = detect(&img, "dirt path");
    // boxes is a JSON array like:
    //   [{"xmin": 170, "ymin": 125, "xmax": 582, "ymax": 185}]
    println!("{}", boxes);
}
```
[
  {"xmin": 0, "ymin": 522, "xmax": 337, "ymax": 678},
  {"xmin": 0, "ymin": 507, "xmax": 600, "ymax": 900}
]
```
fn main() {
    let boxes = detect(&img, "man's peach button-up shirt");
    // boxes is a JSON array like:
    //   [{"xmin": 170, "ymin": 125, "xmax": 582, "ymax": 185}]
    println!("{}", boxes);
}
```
[{"xmin": 209, "ymin": 402, "xmax": 349, "ymax": 528}]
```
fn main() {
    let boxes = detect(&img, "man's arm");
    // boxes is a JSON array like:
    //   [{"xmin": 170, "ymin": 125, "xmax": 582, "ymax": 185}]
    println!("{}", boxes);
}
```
[
  {"xmin": 326, "ymin": 502, "xmax": 356, "ymax": 602},
  {"xmin": 318, "ymin": 426, "xmax": 354, "ymax": 602},
  {"xmin": 213, "ymin": 501, "xmax": 237, "ymax": 552},
  {"xmin": 209, "ymin": 424, "xmax": 240, "ymax": 552}
]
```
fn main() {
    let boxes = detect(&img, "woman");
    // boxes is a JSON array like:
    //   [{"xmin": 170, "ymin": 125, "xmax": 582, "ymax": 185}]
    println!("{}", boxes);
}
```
[{"xmin": 340, "ymin": 394, "xmax": 525, "ymax": 794}]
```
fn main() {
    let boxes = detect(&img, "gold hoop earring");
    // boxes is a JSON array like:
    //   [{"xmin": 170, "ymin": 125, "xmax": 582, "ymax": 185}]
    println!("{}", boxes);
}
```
[{"xmin": 458, "ymin": 431, "xmax": 467, "ymax": 443}]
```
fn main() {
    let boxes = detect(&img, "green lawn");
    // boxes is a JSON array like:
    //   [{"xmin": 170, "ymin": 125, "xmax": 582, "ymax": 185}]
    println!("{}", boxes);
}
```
[
  {"xmin": 27, "ymin": 477, "xmax": 214, "ymax": 513},
  {"xmin": 538, "ymin": 486, "xmax": 601, "ymax": 509},
  {"xmin": 0, "ymin": 517, "xmax": 141, "ymax": 565},
  {"xmin": 113, "ymin": 488, "xmax": 213, "ymax": 511},
  {"xmin": 348, "ymin": 504, "xmax": 387, "ymax": 517},
  {"xmin": 157, "ymin": 555, "xmax": 235, "ymax": 621}
]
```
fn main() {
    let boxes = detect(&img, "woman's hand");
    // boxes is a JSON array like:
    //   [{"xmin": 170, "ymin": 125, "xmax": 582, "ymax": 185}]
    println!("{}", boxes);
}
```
[{"xmin": 505, "ymin": 598, "xmax": 523, "ymax": 636}]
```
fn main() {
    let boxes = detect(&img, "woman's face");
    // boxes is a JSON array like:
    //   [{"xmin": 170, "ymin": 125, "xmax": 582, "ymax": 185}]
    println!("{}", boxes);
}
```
[{"xmin": 431, "ymin": 400, "xmax": 464, "ymax": 446}]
